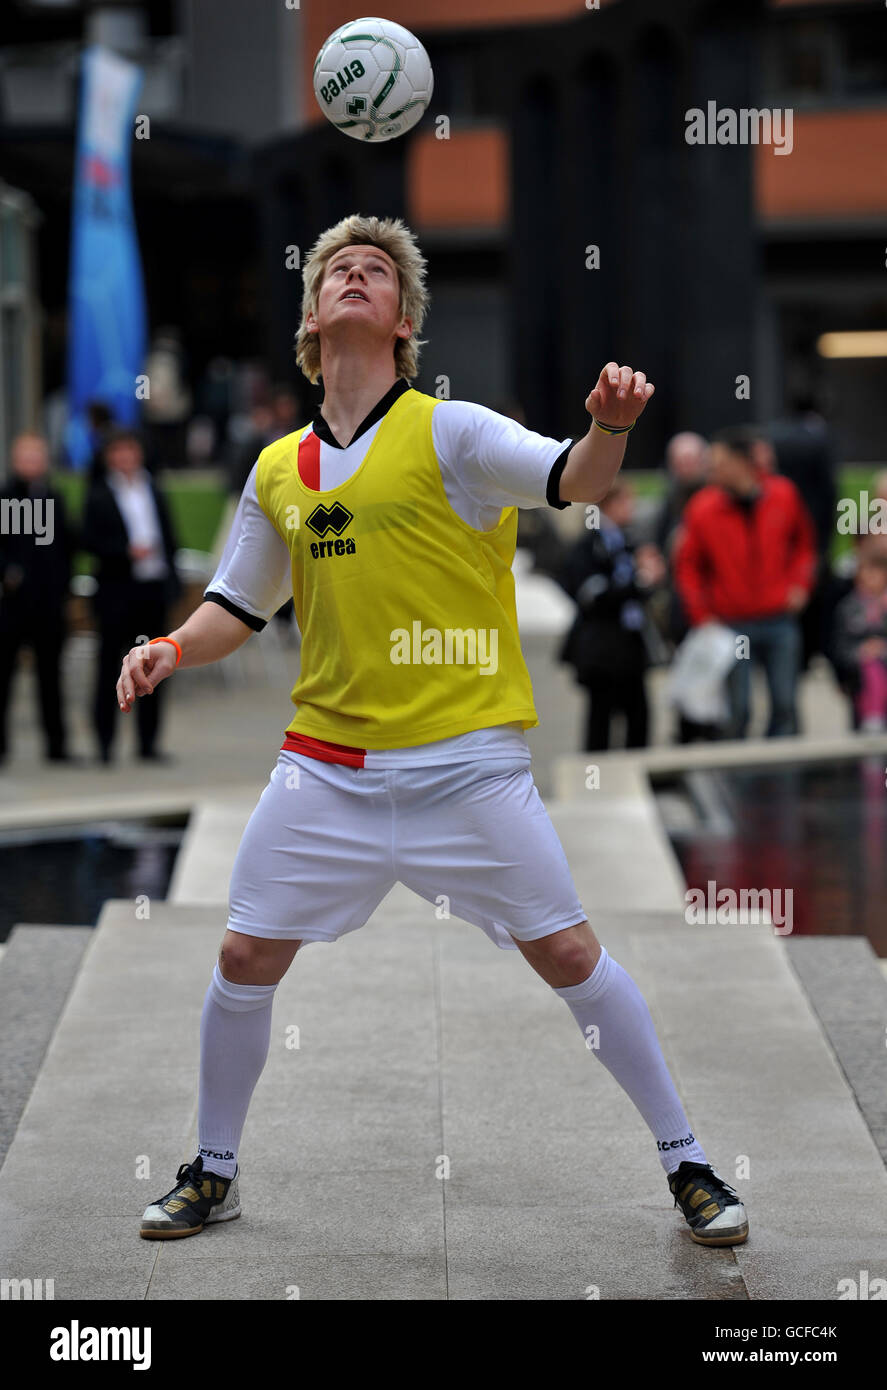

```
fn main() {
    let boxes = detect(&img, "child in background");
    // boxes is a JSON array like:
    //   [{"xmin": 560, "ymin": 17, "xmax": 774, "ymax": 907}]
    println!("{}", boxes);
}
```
[{"xmin": 831, "ymin": 546, "xmax": 887, "ymax": 731}]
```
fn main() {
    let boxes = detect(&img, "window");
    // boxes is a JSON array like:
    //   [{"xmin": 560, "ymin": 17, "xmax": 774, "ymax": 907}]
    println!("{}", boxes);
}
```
[
  {"xmin": 770, "ymin": 20, "xmax": 831, "ymax": 100},
  {"xmin": 842, "ymin": 14, "xmax": 887, "ymax": 97},
  {"xmin": 768, "ymin": 12, "xmax": 887, "ymax": 105}
]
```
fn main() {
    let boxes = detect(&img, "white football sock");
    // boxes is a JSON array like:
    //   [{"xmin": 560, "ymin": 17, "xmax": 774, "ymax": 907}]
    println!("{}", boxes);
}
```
[
  {"xmin": 197, "ymin": 963, "xmax": 277, "ymax": 1179},
  {"xmin": 554, "ymin": 947, "xmax": 709, "ymax": 1175}
]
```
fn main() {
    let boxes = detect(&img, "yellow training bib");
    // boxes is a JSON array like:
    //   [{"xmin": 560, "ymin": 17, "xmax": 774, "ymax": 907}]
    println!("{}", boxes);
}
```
[{"xmin": 255, "ymin": 387, "xmax": 538, "ymax": 748}]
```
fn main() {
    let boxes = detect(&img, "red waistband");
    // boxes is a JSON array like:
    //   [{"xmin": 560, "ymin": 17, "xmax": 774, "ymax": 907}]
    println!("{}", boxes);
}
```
[{"xmin": 281, "ymin": 731, "xmax": 366, "ymax": 768}]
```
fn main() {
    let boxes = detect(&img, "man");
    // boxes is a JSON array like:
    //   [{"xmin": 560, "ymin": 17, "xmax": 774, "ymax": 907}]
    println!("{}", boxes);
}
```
[
  {"xmin": 0, "ymin": 432, "xmax": 72, "ymax": 764},
  {"xmin": 268, "ymin": 384, "xmax": 301, "ymax": 441},
  {"xmin": 121, "ymin": 215, "xmax": 748, "ymax": 1249},
  {"xmin": 767, "ymin": 395, "xmax": 836, "ymax": 563},
  {"xmin": 654, "ymin": 434, "xmax": 711, "ymax": 744},
  {"xmin": 227, "ymin": 401, "xmax": 275, "ymax": 497},
  {"xmin": 654, "ymin": 431, "xmax": 710, "ymax": 562},
  {"xmin": 82, "ymin": 427, "xmax": 180, "ymax": 762},
  {"xmin": 767, "ymin": 395, "xmax": 838, "ymax": 669},
  {"xmin": 142, "ymin": 326, "xmax": 192, "ymax": 469},
  {"xmin": 559, "ymin": 478, "xmax": 665, "ymax": 750},
  {"xmin": 674, "ymin": 425, "xmax": 817, "ymax": 738}
]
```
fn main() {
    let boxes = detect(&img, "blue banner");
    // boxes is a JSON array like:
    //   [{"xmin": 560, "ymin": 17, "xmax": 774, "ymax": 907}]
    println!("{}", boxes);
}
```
[{"xmin": 65, "ymin": 46, "xmax": 146, "ymax": 469}]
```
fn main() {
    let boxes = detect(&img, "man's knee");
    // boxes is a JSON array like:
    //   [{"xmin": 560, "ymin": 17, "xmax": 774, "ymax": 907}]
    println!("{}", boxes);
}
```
[
  {"xmin": 518, "ymin": 921, "xmax": 600, "ymax": 985},
  {"xmin": 218, "ymin": 931, "xmax": 301, "ymax": 985}
]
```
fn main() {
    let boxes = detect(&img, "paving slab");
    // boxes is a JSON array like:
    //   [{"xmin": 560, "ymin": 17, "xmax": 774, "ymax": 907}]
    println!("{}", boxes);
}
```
[
  {"xmin": 444, "ymin": 1209, "xmax": 748, "ymax": 1301},
  {"xmin": 146, "ymin": 1253, "xmax": 447, "ymax": 1301},
  {"xmin": 627, "ymin": 929, "xmax": 887, "ymax": 1300},
  {"xmin": 785, "ymin": 937, "xmax": 887, "ymax": 1165},
  {"xmin": 549, "ymin": 776, "xmax": 689, "ymax": 915},
  {"xmin": 0, "ymin": 924, "xmax": 93, "ymax": 1169}
]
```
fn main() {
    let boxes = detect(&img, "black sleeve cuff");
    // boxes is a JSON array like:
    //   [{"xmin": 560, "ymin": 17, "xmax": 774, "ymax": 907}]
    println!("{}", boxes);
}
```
[
  {"xmin": 546, "ymin": 442, "xmax": 575, "ymax": 510},
  {"xmin": 204, "ymin": 590, "xmax": 267, "ymax": 632}
]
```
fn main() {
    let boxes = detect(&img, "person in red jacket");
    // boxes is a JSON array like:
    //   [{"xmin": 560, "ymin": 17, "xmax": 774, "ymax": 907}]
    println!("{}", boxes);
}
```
[{"xmin": 673, "ymin": 425, "xmax": 817, "ymax": 737}]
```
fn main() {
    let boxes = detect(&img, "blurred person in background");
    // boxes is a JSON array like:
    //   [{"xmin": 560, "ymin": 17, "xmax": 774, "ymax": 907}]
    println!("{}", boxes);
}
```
[
  {"xmin": 767, "ymin": 393, "xmax": 837, "ymax": 668},
  {"xmin": 654, "ymin": 432, "xmax": 710, "ymax": 561},
  {"xmin": 830, "ymin": 543, "xmax": 887, "ymax": 732},
  {"xmin": 516, "ymin": 507, "xmax": 566, "ymax": 581},
  {"xmin": 86, "ymin": 399, "xmax": 115, "ymax": 471},
  {"xmin": 674, "ymin": 425, "xmax": 817, "ymax": 739},
  {"xmin": 749, "ymin": 432, "xmax": 777, "ymax": 475},
  {"xmin": 872, "ymin": 469, "xmax": 887, "ymax": 508},
  {"xmin": 0, "ymin": 433, "xmax": 74, "ymax": 765},
  {"xmin": 857, "ymin": 473, "xmax": 887, "ymax": 568},
  {"xmin": 198, "ymin": 356, "xmax": 236, "ymax": 451},
  {"xmin": 142, "ymin": 327, "xmax": 192, "ymax": 469},
  {"xmin": 558, "ymin": 478, "xmax": 666, "ymax": 750},
  {"xmin": 650, "ymin": 432, "xmax": 711, "ymax": 742},
  {"xmin": 82, "ymin": 428, "xmax": 181, "ymax": 763},
  {"xmin": 228, "ymin": 400, "xmax": 276, "ymax": 496},
  {"xmin": 268, "ymin": 385, "xmax": 301, "ymax": 442},
  {"xmin": 768, "ymin": 393, "xmax": 836, "ymax": 561},
  {"xmin": 821, "ymin": 471, "xmax": 887, "ymax": 686}
]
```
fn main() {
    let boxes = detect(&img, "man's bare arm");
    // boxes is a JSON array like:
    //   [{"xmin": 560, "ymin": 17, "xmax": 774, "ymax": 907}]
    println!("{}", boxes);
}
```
[{"xmin": 168, "ymin": 600, "xmax": 257, "ymax": 669}]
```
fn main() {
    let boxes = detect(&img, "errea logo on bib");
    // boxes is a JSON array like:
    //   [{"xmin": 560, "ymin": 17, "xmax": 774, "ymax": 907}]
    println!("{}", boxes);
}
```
[{"xmin": 306, "ymin": 501, "xmax": 357, "ymax": 559}]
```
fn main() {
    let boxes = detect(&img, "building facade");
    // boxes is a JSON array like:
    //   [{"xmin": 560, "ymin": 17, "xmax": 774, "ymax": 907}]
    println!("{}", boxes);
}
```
[{"xmin": 1, "ymin": 0, "xmax": 885, "ymax": 463}]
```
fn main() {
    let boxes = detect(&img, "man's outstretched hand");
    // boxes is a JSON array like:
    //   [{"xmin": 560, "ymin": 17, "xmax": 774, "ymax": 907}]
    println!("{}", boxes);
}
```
[
  {"xmin": 586, "ymin": 362, "xmax": 655, "ymax": 430},
  {"xmin": 117, "ymin": 640, "xmax": 178, "ymax": 714}
]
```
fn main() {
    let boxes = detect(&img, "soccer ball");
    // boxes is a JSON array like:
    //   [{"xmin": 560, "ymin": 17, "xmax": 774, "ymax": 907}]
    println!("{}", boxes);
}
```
[{"xmin": 313, "ymin": 16, "xmax": 434, "ymax": 143}]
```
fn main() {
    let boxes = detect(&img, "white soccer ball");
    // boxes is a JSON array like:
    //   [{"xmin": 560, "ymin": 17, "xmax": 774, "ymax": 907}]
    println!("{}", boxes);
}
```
[{"xmin": 313, "ymin": 16, "xmax": 434, "ymax": 143}]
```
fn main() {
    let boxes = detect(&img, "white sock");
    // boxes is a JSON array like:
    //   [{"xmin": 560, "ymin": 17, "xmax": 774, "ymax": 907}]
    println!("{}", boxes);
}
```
[
  {"xmin": 197, "ymin": 963, "xmax": 277, "ymax": 1179},
  {"xmin": 554, "ymin": 947, "xmax": 709, "ymax": 1175}
]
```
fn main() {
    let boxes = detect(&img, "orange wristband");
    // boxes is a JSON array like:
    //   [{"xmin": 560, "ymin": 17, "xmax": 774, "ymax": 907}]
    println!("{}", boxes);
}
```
[{"xmin": 148, "ymin": 636, "xmax": 182, "ymax": 667}]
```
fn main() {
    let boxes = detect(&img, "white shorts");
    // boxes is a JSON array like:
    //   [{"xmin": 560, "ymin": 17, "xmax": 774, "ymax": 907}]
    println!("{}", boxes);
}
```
[{"xmin": 226, "ymin": 750, "xmax": 586, "ymax": 951}]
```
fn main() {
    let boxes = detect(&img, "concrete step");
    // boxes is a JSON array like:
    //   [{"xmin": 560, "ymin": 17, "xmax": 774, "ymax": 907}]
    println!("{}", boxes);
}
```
[
  {"xmin": 167, "ymin": 795, "xmax": 258, "ymax": 905},
  {"xmin": 1, "ymin": 892, "xmax": 885, "ymax": 1299},
  {"xmin": 0, "ymin": 924, "xmax": 93, "ymax": 1170},
  {"xmin": 784, "ymin": 936, "xmax": 887, "ymax": 1166},
  {"xmin": 554, "ymin": 731, "xmax": 887, "ymax": 791}
]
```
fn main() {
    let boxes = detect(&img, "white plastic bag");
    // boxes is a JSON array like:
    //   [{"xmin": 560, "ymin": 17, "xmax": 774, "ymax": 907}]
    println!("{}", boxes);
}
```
[{"xmin": 665, "ymin": 622, "xmax": 736, "ymax": 725}]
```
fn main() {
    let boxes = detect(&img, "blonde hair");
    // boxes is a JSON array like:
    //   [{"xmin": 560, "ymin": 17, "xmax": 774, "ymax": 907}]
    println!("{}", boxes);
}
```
[{"xmin": 295, "ymin": 214, "xmax": 429, "ymax": 384}]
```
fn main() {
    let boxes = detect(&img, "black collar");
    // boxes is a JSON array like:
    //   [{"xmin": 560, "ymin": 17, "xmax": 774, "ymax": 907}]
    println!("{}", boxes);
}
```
[{"xmin": 313, "ymin": 378, "xmax": 410, "ymax": 449}]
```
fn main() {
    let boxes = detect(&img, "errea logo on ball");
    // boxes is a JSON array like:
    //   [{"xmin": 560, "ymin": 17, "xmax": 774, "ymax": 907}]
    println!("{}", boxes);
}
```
[
  {"xmin": 312, "ymin": 17, "xmax": 434, "ymax": 144},
  {"xmin": 317, "ymin": 59, "xmax": 367, "ymax": 108}
]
